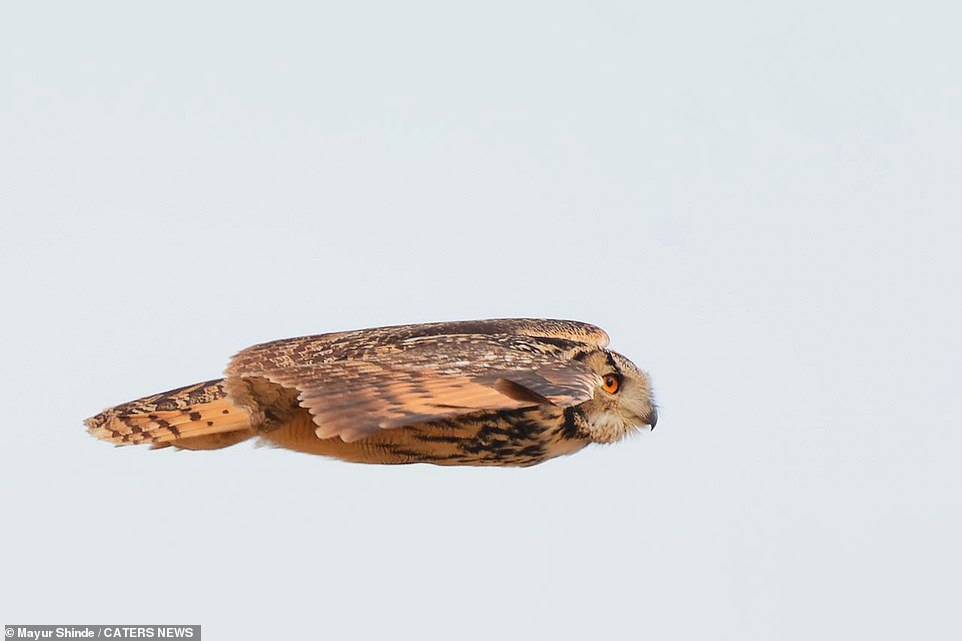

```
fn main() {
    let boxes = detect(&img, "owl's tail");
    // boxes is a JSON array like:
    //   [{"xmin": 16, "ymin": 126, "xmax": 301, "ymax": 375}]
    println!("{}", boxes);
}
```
[{"xmin": 85, "ymin": 378, "xmax": 255, "ymax": 450}]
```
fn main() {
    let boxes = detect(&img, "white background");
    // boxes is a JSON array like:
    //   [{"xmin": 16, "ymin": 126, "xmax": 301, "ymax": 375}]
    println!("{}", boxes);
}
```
[{"xmin": 1, "ymin": 2, "xmax": 959, "ymax": 639}]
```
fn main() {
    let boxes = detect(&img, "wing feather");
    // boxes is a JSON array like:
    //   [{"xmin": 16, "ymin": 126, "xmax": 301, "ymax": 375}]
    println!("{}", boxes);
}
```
[{"xmin": 225, "ymin": 319, "xmax": 604, "ymax": 441}]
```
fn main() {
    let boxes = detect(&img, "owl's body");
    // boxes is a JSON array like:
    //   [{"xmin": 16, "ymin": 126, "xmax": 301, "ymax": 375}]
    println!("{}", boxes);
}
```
[{"xmin": 86, "ymin": 319, "xmax": 657, "ymax": 467}]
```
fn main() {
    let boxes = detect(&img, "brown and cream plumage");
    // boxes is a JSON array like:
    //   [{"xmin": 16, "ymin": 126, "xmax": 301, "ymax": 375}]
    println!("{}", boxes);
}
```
[{"xmin": 85, "ymin": 319, "xmax": 658, "ymax": 467}]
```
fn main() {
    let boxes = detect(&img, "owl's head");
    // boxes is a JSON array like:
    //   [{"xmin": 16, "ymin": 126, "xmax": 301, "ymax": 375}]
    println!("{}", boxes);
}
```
[{"xmin": 577, "ymin": 349, "xmax": 657, "ymax": 443}]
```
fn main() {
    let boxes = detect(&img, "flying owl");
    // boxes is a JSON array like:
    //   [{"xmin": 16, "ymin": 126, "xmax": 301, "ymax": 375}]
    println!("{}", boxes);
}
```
[{"xmin": 85, "ymin": 319, "xmax": 657, "ymax": 467}]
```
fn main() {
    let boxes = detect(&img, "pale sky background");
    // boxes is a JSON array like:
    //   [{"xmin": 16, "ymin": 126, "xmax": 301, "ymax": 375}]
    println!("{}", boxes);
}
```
[{"xmin": 1, "ymin": 1, "xmax": 959, "ymax": 639}]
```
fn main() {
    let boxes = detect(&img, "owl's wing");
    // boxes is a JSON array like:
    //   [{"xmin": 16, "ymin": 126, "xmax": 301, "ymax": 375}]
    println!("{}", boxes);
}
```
[{"xmin": 225, "ymin": 319, "xmax": 605, "ymax": 442}]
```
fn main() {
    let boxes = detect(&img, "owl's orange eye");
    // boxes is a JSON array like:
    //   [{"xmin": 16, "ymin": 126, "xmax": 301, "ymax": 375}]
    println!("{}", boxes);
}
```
[{"xmin": 602, "ymin": 373, "xmax": 621, "ymax": 394}]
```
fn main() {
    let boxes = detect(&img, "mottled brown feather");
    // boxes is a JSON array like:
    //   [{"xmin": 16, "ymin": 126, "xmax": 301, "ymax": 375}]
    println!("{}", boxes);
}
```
[
  {"xmin": 84, "ymin": 379, "xmax": 252, "ymax": 445},
  {"xmin": 225, "ymin": 319, "xmax": 606, "ymax": 442}
]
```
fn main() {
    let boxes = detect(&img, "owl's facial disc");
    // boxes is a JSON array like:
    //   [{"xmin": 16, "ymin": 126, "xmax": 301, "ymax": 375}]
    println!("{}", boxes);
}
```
[{"xmin": 578, "ymin": 350, "xmax": 657, "ymax": 443}]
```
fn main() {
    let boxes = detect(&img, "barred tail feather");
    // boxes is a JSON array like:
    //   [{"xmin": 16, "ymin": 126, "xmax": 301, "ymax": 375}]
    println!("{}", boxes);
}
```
[{"xmin": 85, "ymin": 379, "xmax": 253, "ymax": 449}]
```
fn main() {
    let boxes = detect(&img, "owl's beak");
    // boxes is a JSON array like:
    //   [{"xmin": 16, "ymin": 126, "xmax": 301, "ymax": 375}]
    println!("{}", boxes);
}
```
[{"xmin": 647, "ymin": 407, "xmax": 658, "ymax": 431}]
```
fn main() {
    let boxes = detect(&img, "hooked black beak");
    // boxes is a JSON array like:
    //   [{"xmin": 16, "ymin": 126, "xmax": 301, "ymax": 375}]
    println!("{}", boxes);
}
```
[{"xmin": 648, "ymin": 407, "xmax": 658, "ymax": 431}]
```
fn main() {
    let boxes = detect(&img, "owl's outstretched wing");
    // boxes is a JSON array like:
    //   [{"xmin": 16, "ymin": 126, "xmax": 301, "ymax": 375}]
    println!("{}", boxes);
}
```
[{"xmin": 225, "ymin": 319, "xmax": 606, "ymax": 442}]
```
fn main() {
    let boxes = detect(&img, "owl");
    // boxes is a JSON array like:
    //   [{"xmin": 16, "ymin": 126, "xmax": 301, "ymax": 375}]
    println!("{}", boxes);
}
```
[{"xmin": 85, "ymin": 319, "xmax": 657, "ymax": 467}]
